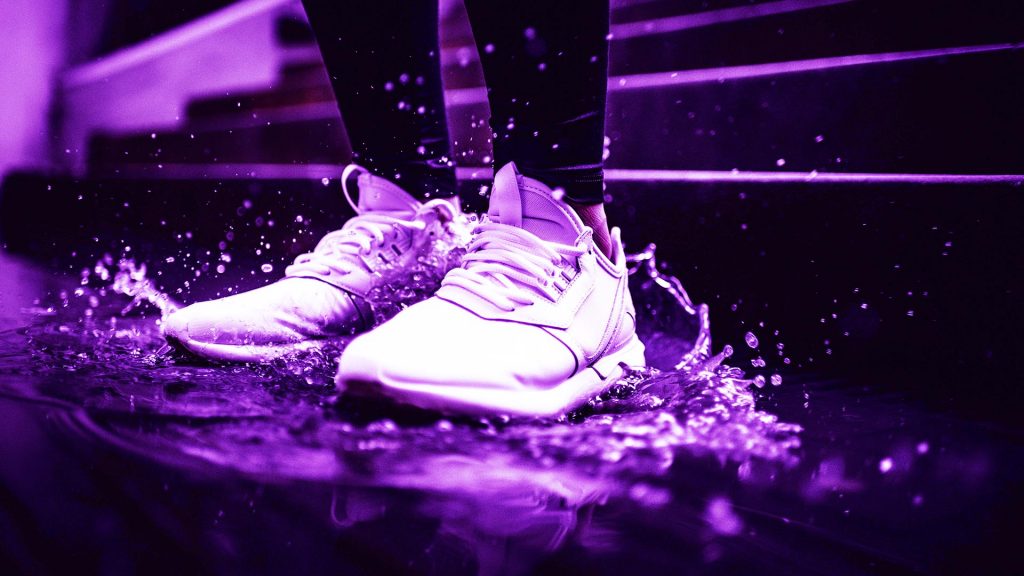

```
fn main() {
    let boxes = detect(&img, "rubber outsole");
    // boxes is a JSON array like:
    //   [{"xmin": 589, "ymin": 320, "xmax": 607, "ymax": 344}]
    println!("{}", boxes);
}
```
[
  {"xmin": 336, "ymin": 336, "xmax": 647, "ymax": 417},
  {"xmin": 168, "ymin": 334, "xmax": 351, "ymax": 363}
]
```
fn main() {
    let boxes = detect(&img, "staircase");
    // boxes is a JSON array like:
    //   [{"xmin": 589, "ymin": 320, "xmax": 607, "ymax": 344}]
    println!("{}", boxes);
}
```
[
  {"xmin": 2, "ymin": 0, "xmax": 1023, "ymax": 414},
  {"xmin": 60, "ymin": 0, "xmax": 1024, "ymax": 180}
]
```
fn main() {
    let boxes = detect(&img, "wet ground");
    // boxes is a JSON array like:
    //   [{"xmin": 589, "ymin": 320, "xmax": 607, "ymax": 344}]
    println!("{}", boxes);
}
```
[{"xmin": 1, "ymin": 245, "xmax": 1021, "ymax": 575}]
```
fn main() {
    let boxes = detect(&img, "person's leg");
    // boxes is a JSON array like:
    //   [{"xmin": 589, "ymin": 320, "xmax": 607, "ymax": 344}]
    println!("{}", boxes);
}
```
[
  {"xmin": 300, "ymin": 0, "xmax": 456, "ymax": 201},
  {"xmin": 462, "ymin": 0, "xmax": 613, "ymax": 256},
  {"xmin": 335, "ymin": 1, "xmax": 644, "ymax": 416}
]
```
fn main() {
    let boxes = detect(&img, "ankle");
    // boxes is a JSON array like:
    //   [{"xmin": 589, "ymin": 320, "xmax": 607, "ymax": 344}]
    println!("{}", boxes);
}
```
[{"xmin": 567, "ymin": 201, "xmax": 613, "ymax": 259}]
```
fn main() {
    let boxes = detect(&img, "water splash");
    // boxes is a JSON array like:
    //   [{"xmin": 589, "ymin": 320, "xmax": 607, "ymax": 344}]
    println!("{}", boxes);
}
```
[
  {"xmin": 83, "ymin": 253, "xmax": 181, "ymax": 318},
  {"xmin": 626, "ymin": 243, "xmax": 711, "ymax": 371},
  {"xmin": 363, "ymin": 211, "xmax": 477, "ymax": 326},
  {"xmin": 6, "ymin": 241, "xmax": 800, "ymax": 494}
]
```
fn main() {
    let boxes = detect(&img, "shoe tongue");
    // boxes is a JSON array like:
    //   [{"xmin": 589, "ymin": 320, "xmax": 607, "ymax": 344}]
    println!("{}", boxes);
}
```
[
  {"xmin": 354, "ymin": 172, "xmax": 420, "ymax": 214},
  {"xmin": 487, "ymin": 162, "xmax": 583, "ymax": 245}
]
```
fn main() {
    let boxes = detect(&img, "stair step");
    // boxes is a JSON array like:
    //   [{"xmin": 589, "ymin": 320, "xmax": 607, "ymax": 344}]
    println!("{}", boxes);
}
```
[
  {"xmin": 611, "ymin": 0, "xmax": 786, "ymax": 24},
  {"xmin": 443, "ymin": 46, "xmax": 1024, "ymax": 172},
  {"xmin": 279, "ymin": 60, "xmax": 332, "ymax": 88},
  {"xmin": 88, "ymin": 119, "xmax": 350, "ymax": 172},
  {"xmin": 0, "ymin": 173, "xmax": 353, "ymax": 300},
  {"xmin": 91, "ymin": 45, "xmax": 1022, "ymax": 175},
  {"xmin": 609, "ymin": 0, "xmax": 1023, "ymax": 75},
  {"xmin": 602, "ymin": 49, "xmax": 1024, "ymax": 173},
  {"xmin": 185, "ymin": 82, "xmax": 335, "ymax": 121}
]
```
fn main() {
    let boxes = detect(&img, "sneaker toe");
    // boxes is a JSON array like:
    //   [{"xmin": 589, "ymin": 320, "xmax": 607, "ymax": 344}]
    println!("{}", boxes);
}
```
[
  {"xmin": 163, "ymin": 299, "xmax": 282, "ymax": 347},
  {"xmin": 163, "ymin": 278, "xmax": 364, "ymax": 349},
  {"xmin": 336, "ymin": 299, "xmax": 577, "ymax": 400}
]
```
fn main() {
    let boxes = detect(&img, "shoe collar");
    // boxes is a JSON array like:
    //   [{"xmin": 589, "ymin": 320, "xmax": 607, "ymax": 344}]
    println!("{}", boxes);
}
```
[
  {"xmin": 486, "ymin": 162, "xmax": 585, "ymax": 247},
  {"xmin": 342, "ymin": 164, "xmax": 421, "ymax": 216}
]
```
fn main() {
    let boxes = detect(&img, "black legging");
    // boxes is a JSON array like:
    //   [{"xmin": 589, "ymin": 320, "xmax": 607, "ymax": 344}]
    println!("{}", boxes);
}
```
[{"xmin": 300, "ymin": 0, "xmax": 610, "ymax": 205}]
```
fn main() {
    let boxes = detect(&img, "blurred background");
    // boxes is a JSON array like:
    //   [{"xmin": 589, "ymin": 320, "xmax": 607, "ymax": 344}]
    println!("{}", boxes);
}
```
[{"xmin": 2, "ymin": 0, "xmax": 1023, "ymax": 180}]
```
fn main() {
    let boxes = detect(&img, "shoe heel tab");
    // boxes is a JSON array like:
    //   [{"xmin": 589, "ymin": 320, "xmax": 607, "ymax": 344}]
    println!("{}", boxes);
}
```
[
  {"xmin": 609, "ymin": 227, "xmax": 627, "ymax": 267},
  {"xmin": 343, "ymin": 164, "xmax": 421, "ymax": 213},
  {"xmin": 341, "ymin": 164, "xmax": 366, "ymax": 213}
]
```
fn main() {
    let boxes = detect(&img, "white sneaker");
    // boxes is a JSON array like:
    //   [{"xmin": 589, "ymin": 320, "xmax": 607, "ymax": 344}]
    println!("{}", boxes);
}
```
[
  {"xmin": 163, "ymin": 165, "xmax": 466, "ymax": 362},
  {"xmin": 336, "ymin": 162, "xmax": 646, "ymax": 417}
]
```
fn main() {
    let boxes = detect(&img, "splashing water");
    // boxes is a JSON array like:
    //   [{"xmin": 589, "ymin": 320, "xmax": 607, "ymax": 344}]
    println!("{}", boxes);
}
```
[
  {"xmin": 363, "ymin": 211, "xmax": 477, "ymax": 325},
  {"xmin": 4, "ymin": 239, "xmax": 800, "ymax": 503},
  {"xmin": 79, "ymin": 253, "xmax": 181, "ymax": 319},
  {"xmin": 108, "ymin": 257, "xmax": 182, "ymax": 317}
]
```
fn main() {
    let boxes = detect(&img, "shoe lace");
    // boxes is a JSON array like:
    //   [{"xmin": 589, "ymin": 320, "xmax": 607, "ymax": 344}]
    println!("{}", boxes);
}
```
[
  {"xmin": 442, "ymin": 222, "xmax": 587, "ymax": 311},
  {"xmin": 286, "ymin": 166, "xmax": 456, "ymax": 277}
]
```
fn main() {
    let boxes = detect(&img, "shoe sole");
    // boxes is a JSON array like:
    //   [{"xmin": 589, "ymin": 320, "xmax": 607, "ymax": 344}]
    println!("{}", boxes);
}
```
[
  {"xmin": 169, "ymin": 334, "xmax": 352, "ymax": 363},
  {"xmin": 338, "ymin": 336, "xmax": 646, "ymax": 417}
]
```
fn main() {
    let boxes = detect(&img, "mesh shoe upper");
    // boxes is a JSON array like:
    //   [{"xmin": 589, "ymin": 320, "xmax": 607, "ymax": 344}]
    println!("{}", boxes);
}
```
[{"xmin": 162, "ymin": 165, "xmax": 466, "ymax": 360}]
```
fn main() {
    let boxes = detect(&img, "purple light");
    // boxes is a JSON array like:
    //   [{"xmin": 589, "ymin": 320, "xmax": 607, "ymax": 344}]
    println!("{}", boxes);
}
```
[
  {"xmin": 603, "ymin": 169, "xmax": 1024, "ymax": 186},
  {"xmin": 611, "ymin": 43, "xmax": 1022, "ymax": 90},
  {"xmin": 106, "ymin": 165, "xmax": 1024, "ymax": 188},
  {"xmin": 610, "ymin": 0, "xmax": 854, "ymax": 40},
  {"xmin": 447, "ymin": 43, "xmax": 1022, "ymax": 106}
]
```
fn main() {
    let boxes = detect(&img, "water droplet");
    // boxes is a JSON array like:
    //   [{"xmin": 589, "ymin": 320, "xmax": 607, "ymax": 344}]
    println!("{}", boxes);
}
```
[
  {"xmin": 776, "ymin": 158, "xmax": 786, "ymax": 167},
  {"xmin": 260, "ymin": 263, "xmax": 273, "ymax": 273},
  {"xmin": 770, "ymin": 374, "xmax": 782, "ymax": 386},
  {"xmin": 753, "ymin": 375, "xmax": 766, "ymax": 388},
  {"xmin": 744, "ymin": 331, "xmax": 759, "ymax": 348}
]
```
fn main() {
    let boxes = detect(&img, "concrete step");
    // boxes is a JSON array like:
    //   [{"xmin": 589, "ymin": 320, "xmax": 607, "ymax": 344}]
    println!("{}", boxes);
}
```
[
  {"xmin": 444, "ymin": 46, "xmax": 1024, "ymax": 171},
  {"xmin": 87, "ymin": 119, "xmax": 350, "ymax": 173},
  {"xmin": 602, "ymin": 48, "xmax": 1024, "ymax": 173},
  {"xmin": 93, "ymin": 44, "xmax": 1024, "ymax": 175},
  {"xmin": 609, "ymin": 0, "xmax": 1023, "ymax": 74},
  {"xmin": 184, "ymin": 84, "xmax": 337, "ymax": 126}
]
